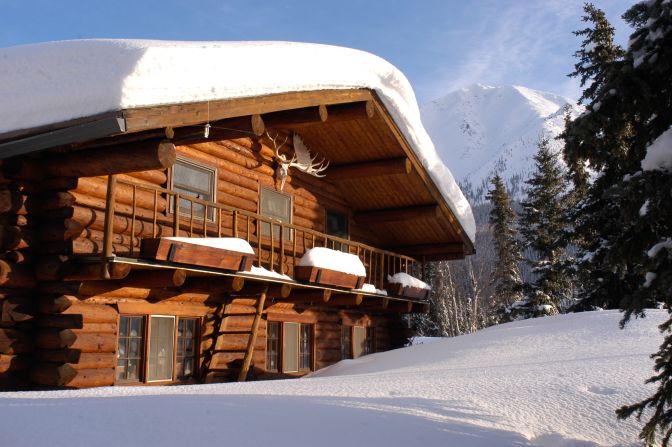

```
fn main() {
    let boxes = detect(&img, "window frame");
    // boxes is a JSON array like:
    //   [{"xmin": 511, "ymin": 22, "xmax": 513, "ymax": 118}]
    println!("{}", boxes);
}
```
[
  {"xmin": 341, "ymin": 324, "xmax": 376, "ymax": 360},
  {"xmin": 169, "ymin": 156, "xmax": 218, "ymax": 222},
  {"xmin": 115, "ymin": 314, "xmax": 201, "ymax": 385},
  {"xmin": 265, "ymin": 320, "xmax": 314, "ymax": 373},
  {"xmin": 116, "ymin": 315, "xmax": 146, "ymax": 383},
  {"xmin": 259, "ymin": 186, "xmax": 293, "ymax": 241}
]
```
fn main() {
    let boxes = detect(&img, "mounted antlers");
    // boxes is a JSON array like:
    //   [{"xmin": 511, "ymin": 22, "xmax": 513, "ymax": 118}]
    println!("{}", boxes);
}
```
[{"xmin": 266, "ymin": 131, "xmax": 329, "ymax": 191}]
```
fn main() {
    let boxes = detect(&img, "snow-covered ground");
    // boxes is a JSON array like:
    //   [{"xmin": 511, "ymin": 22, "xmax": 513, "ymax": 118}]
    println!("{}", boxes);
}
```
[{"xmin": 0, "ymin": 310, "xmax": 662, "ymax": 446}]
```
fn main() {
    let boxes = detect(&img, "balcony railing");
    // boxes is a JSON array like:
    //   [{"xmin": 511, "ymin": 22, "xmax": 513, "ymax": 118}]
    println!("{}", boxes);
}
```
[{"xmin": 100, "ymin": 175, "xmax": 420, "ymax": 290}]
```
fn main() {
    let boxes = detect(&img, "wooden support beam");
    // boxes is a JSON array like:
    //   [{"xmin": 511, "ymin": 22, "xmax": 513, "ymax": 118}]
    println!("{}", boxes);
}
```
[
  {"xmin": 118, "ymin": 269, "xmax": 187, "ymax": 288},
  {"xmin": 326, "ymin": 100, "xmax": 375, "ymax": 122},
  {"xmin": 65, "ymin": 262, "xmax": 131, "ymax": 281},
  {"xmin": 30, "ymin": 363, "xmax": 77, "ymax": 386},
  {"xmin": 328, "ymin": 157, "xmax": 411, "ymax": 180},
  {"xmin": 172, "ymin": 115, "xmax": 265, "ymax": 145},
  {"xmin": 185, "ymin": 276, "xmax": 245, "ymax": 293},
  {"xmin": 239, "ymin": 281, "xmax": 291, "ymax": 299},
  {"xmin": 43, "ymin": 139, "xmax": 176, "ymax": 178},
  {"xmin": 262, "ymin": 105, "xmax": 327, "ymax": 128},
  {"xmin": 284, "ymin": 288, "xmax": 332, "ymax": 304},
  {"xmin": 327, "ymin": 293, "xmax": 363, "ymax": 307},
  {"xmin": 393, "ymin": 243, "xmax": 465, "ymax": 256},
  {"xmin": 354, "ymin": 205, "xmax": 440, "ymax": 224},
  {"xmin": 238, "ymin": 285, "xmax": 268, "ymax": 382}
]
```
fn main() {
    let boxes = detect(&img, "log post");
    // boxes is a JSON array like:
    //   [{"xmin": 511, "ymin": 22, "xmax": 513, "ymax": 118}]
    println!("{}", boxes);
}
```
[
  {"xmin": 102, "ymin": 174, "xmax": 117, "ymax": 279},
  {"xmin": 237, "ymin": 285, "xmax": 268, "ymax": 382}
]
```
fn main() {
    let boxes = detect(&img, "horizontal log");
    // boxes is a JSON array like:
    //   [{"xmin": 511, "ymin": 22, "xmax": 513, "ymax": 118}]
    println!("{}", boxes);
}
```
[
  {"xmin": 36, "ymin": 328, "xmax": 77, "ymax": 350},
  {"xmin": 114, "ymin": 269, "xmax": 188, "ymax": 288},
  {"xmin": 126, "ymin": 169, "xmax": 168, "ymax": 186},
  {"xmin": 0, "ymin": 260, "xmax": 36, "ymax": 288},
  {"xmin": 30, "ymin": 363, "xmax": 77, "ymax": 386},
  {"xmin": 40, "ymin": 176, "xmax": 79, "ymax": 191},
  {"xmin": 38, "ymin": 295, "xmax": 76, "ymax": 314},
  {"xmin": 0, "ymin": 328, "xmax": 32, "ymax": 354},
  {"xmin": 354, "ymin": 205, "xmax": 440, "ymax": 224},
  {"xmin": 2, "ymin": 158, "xmax": 43, "ymax": 180},
  {"xmin": 38, "ymin": 303, "xmax": 117, "ymax": 328},
  {"xmin": 65, "ymin": 368, "xmax": 115, "ymax": 388},
  {"xmin": 0, "ymin": 225, "xmax": 22, "ymax": 251},
  {"xmin": 70, "ymin": 331, "xmax": 117, "ymax": 353},
  {"xmin": 184, "ymin": 276, "xmax": 245, "ymax": 293},
  {"xmin": 1, "ymin": 296, "xmax": 34, "ymax": 322},
  {"xmin": 37, "ymin": 191, "xmax": 76, "ymax": 210},
  {"xmin": 0, "ymin": 354, "xmax": 28, "ymax": 373},
  {"xmin": 316, "ymin": 349, "xmax": 343, "ymax": 363},
  {"xmin": 0, "ymin": 190, "xmax": 26, "ymax": 214},
  {"xmin": 65, "ymin": 262, "xmax": 132, "ymax": 281},
  {"xmin": 326, "ymin": 100, "xmax": 375, "ymax": 122},
  {"xmin": 35, "ymin": 255, "xmax": 75, "ymax": 281},
  {"xmin": 173, "ymin": 115, "xmax": 265, "ymax": 145},
  {"xmin": 262, "ymin": 105, "xmax": 327, "ymax": 128},
  {"xmin": 38, "ymin": 218, "xmax": 85, "ymax": 242},
  {"xmin": 71, "ymin": 353, "xmax": 116, "ymax": 370},
  {"xmin": 35, "ymin": 348, "xmax": 81, "ymax": 364},
  {"xmin": 328, "ymin": 157, "xmax": 412, "ymax": 181},
  {"xmin": 238, "ymin": 282, "xmax": 291, "ymax": 299},
  {"xmin": 1, "ymin": 250, "xmax": 31, "ymax": 264},
  {"xmin": 392, "ymin": 242, "xmax": 465, "ymax": 256},
  {"xmin": 44, "ymin": 140, "xmax": 176, "ymax": 178},
  {"xmin": 75, "ymin": 176, "xmax": 168, "ymax": 212},
  {"xmin": 284, "ymin": 289, "xmax": 331, "ymax": 304},
  {"xmin": 327, "ymin": 293, "xmax": 363, "ymax": 307},
  {"xmin": 0, "ymin": 214, "xmax": 28, "ymax": 226}
]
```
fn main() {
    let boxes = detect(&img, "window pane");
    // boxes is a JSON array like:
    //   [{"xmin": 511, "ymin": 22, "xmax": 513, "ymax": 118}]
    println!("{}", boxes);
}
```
[
  {"xmin": 365, "ymin": 327, "xmax": 375, "ymax": 355},
  {"xmin": 266, "ymin": 321, "xmax": 280, "ymax": 372},
  {"xmin": 341, "ymin": 326, "xmax": 352, "ymax": 360},
  {"xmin": 260, "ymin": 189, "xmax": 292, "ymax": 240},
  {"xmin": 283, "ymin": 322, "xmax": 299, "ymax": 373},
  {"xmin": 326, "ymin": 211, "xmax": 349, "ymax": 239},
  {"xmin": 148, "ymin": 316, "xmax": 175, "ymax": 381},
  {"xmin": 176, "ymin": 318, "xmax": 197, "ymax": 380},
  {"xmin": 117, "ymin": 316, "xmax": 144, "ymax": 382},
  {"xmin": 172, "ymin": 159, "xmax": 215, "ymax": 220},
  {"xmin": 299, "ymin": 324, "xmax": 312, "ymax": 371},
  {"xmin": 353, "ymin": 326, "xmax": 366, "ymax": 359}
]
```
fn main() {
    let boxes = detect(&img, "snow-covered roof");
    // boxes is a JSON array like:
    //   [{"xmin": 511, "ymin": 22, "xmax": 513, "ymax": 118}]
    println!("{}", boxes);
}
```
[{"xmin": 0, "ymin": 39, "xmax": 475, "ymax": 243}]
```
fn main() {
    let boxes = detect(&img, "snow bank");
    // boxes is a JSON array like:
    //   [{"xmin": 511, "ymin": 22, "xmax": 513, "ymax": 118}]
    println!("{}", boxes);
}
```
[
  {"xmin": 297, "ymin": 247, "xmax": 365, "ymax": 277},
  {"xmin": 387, "ymin": 271, "xmax": 430, "ymax": 290},
  {"xmin": 642, "ymin": 125, "xmax": 672, "ymax": 171},
  {"xmin": 248, "ymin": 265, "xmax": 292, "ymax": 281},
  {"xmin": 0, "ymin": 39, "xmax": 475, "ymax": 243},
  {"xmin": 165, "ymin": 237, "xmax": 254, "ymax": 254},
  {"xmin": 0, "ymin": 310, "xmax": 662, "ymax": 447}
]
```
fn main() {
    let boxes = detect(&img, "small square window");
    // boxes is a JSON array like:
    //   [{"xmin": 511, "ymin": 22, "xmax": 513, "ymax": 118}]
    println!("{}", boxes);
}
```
[
  {"xmin": 260, "ymin": 187, "xmax": 292, "ymax": 240},
  {"xmin": 326, "ymin": 210, "xmax": 349, "ymax": 251},
  {"xmin": 171, "ymin": 158, "xmax": 216, "ymax": 220}
]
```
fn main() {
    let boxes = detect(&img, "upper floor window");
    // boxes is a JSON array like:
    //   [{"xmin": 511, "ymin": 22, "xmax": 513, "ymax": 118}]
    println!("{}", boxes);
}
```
[
  {"xmin": 171, "ymin": 157, "xmax": 216, "ymax": 220},
  {"xmin": 260, "ymin": 187, "xmax": 292, "ymax": 240},
  {"xmin": 326, "ymin": 210, "xmax": 349, "ymax": 251}
]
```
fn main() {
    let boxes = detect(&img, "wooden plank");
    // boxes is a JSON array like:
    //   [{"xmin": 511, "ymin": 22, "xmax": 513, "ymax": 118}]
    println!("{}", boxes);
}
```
[
  {"xmin": 140, "ymin": 238, "xmax": 253, "ymax": 272},
  {"xmin": 238, "ymin": 285, "xmax": 268, "ymax": 382},
  {"xmin": 294, "ymin": 265, "xmax": 364, "ymax": 289},
  {"xmin": 328, "ymin": 157, "xmax": 411, "ymax": 180},
  {"xmin": 124, "ymin": 89, "xmax": 373, "ymax": 132},
  {"xmin": 116, "ymin": 300, "xmax": 210, "ymax": 317}
]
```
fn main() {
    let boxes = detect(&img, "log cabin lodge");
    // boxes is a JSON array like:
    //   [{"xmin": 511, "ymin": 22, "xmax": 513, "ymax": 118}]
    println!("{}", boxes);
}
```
[{"xmin": 0, "ymin": 40, "xmax": 475, "ymax": 388}]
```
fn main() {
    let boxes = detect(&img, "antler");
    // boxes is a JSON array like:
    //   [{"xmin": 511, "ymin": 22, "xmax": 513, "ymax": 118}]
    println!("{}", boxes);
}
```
[
  {"xmin": 265, "ymin": 131, "xmax": 292, "ymax": 162},
  {"xmin": 291, "ymin": 134, "xmax": 329, "ymax": 177}
]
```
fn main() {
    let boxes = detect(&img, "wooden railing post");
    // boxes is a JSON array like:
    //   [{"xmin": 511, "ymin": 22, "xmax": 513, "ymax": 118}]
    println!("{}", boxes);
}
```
[
  {"xmin": 102, "ymin": 174, "xmax": 118, "ymax": 261},
  {"xmin": 238, "ymin": 285, "xmax": 269, "ymax": 382},
  {"xmin": 173, "ymin": 193, "xmax": 180, "ymax": 237}
]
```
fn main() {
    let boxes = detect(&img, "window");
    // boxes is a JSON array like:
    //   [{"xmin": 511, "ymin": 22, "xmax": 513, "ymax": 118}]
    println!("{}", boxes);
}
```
[
  {"xmin": 176, "ymin": 318, "xmax": 197, "ymax": 379},
  {"xmin": 260, "ymin": 187, "xmax": 292, "ymax": 240},
  {"xmin": 117, "ymin": 316, "xmax": 144, "ymax": 382},
  {"xmin": 342, "ymin": 325, "xmax": 375, "ymax": 360},
  {"xmin": 171, "ymin": 157, "xmax": 216, "ymax": 220},
  {"xmin": 326, "ymin": 210, "xmax": 349, "ymax": 251},
  {"xmin": 266, "ymin": 321, "xmax": 313, "ymax": 373},
  {"xmin": 116, "ymin": 315, "xmax": 199, "ymax": 383}
]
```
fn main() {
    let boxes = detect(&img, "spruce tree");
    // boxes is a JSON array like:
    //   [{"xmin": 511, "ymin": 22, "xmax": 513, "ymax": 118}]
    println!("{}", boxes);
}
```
[
  {"xmin": 519, "ymin": 137, "xmax": 570, "ymax": 315},
  {"xmin": 563, "ymin": 2, "xmax": 672, "ymax": 445},
  {"xmin": 485, "ymin": 174, "xmax": 523, "ymax": 319}
]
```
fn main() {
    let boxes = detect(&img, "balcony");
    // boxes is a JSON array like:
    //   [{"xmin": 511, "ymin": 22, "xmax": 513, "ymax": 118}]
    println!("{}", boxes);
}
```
[{"xmin": 94, "ymin": 175, "xmax": 429, "ymax": 308}]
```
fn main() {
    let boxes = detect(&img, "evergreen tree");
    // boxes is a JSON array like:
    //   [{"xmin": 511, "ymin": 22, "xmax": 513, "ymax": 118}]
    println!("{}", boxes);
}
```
[
  {"xmin": 519, "ymin": 137, "xmax": 571, "ymax": 315},
  {"xmin": 563, "ymin": 2, "xmax": 672, "ymax": 445},
  {"xmin": 485, "ymin": 174, "xmax": 523, "ymax": 318}
]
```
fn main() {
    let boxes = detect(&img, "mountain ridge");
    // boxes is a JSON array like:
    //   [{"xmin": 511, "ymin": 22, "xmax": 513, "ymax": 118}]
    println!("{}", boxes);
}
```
[{"xmin": 421, "ymin": 84, "xmax": 582, "ymax": 203}]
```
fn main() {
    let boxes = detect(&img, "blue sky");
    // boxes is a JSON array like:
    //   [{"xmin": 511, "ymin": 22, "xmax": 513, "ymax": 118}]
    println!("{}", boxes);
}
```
[{"xmin": 1, "ymin": 0, "xmax": 635, "ymax": 103}]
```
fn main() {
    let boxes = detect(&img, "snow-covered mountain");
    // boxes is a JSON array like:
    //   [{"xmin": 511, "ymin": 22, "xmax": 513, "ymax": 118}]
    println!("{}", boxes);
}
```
[{"xmin": 421, "ymin": 84, "xmax": 582, "ymax": 203}]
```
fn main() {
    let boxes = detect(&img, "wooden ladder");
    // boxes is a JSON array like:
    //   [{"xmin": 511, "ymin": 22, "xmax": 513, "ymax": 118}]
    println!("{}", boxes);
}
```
[
  {"xmin": 237, "ymin": 285, "xmax": 269, "ymax": 382},
  {"xmin": 199, "ymin": 298, "xmax": 229, "ymax": 382}
]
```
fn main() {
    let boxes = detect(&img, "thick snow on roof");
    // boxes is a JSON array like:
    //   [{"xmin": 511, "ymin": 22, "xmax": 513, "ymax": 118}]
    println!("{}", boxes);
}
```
[
  {"xmin": 0, "ymin": 39, "xmax": 475, "ymax": 243},
  {"xmin": 0, "ymin": 310, "xmax": 662, "ymax": 446}
]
